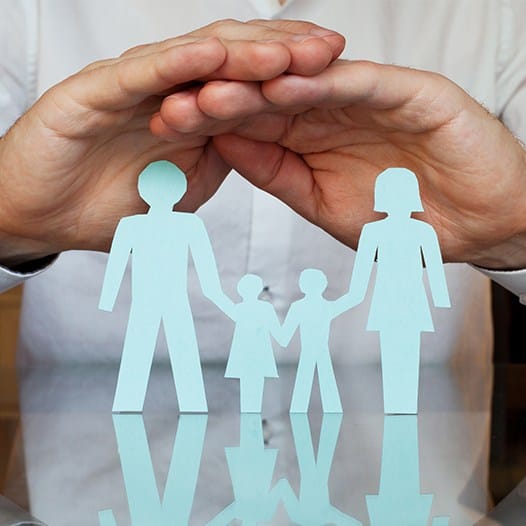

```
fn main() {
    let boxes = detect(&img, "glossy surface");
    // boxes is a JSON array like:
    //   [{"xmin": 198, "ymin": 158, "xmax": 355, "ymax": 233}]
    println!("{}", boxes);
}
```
[{"xmin": 0, "ymin": 363, "xmax": 524, "ymax": 525}]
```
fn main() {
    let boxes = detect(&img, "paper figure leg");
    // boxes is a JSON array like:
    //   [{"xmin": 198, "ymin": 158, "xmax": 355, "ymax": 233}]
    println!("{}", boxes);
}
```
[
  {"xmin": 113, "ymin": 306, "xmax": 161, "ymax": 413},
  {"xmin": 240, "ymin": 376, "xmax": 265, "ymax": 413},
  {"xmin": 164, "ymin": 311, "xmax": 208, "ymax": 413},
  {"xmin": 290, "ymin": 356, "xmax": 316, "ymax": 413},
  {"xmin": 317, "ymin": 352, "xmax": 343, "ymax": 413},
  {"xmin": 379, "ymin": 331, "xmax": 421, "ymax": 414},
  {"xmin": 98, "ymin": 510, "xmax": 117, "ymax": 526}
]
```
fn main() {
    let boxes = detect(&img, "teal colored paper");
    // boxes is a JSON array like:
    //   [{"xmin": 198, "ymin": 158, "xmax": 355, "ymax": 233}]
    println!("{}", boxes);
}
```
[
  {"xmin": 206, "ymin": 413, "xmax": 282, "ymax": 525},
  {"xmin": 99, "ymin": 160, "xmax": 232, "ymax": 413},
  {"xmin": 277, "ymin": 269, "xmax": 351, "ymax": 413},
  {"xmin": 366, "ymin": 415, "xmax": 450, "ymax": 526},
  {"xmin": 223, "ymin": 274, "xmax": 281, "ymax": 413},
  {"xmin": 280, "ymin": 413, "xmax": 362, "ymax": 525},
  {"xmin": 347, "ymin": 168, "xmax": 451, "ymax": 414},
  {"xmin": 98, "ymin": 413, "xmax": 207, "ymax": 525}
]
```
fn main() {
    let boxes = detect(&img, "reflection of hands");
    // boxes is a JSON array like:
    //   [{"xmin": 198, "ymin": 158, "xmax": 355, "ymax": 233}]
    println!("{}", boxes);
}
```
[
  {"xmin": 159, "ymin": 60, "xmax": 526, "ymax": 270},
  {"xmin": 0, "ymin": 20, "xmax": 344, "ymax": 266}
]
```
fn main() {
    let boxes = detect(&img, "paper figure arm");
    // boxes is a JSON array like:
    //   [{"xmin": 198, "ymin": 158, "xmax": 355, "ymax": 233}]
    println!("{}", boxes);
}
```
[
  {"xmin": 268, "ymin": 304, "xmax": 283, "ymax": 342},
  {"xmin": 190, "ymin": 217, "xmax": 235, "ymax": 314},
  {"xmin": 326, "ymin": 506, "xmax": 364, "ymax": 526},
  {"xmin": 273, "ymin": 303, "xmax": 301, "ymax": 347},
  {"xmin": 99, "ymin": 218, "xmax": 133, "ymax": 312},
  {"xmin": 420, "ymin": 225, "xmax": 450, "ymax": 308},
  {"xmin": 98, "ymin": 509, "xmax": 117, "ymax": 526},
  {"xmin": 346, "ymin": 223, "xmax": 378, "ymax": 306},
  {"xmin": 204, "ymin": 502, "xmax": 236, "ymax": 526}
]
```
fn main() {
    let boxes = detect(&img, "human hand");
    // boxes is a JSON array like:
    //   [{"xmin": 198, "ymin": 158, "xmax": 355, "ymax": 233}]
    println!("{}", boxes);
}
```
[
  {"xmin": 159, "ymin": 60, "xmax": 526, "ymax": 270},
  {"xmin": 0, "ymin": 19, "xmax": 344, "ymax": 266}
]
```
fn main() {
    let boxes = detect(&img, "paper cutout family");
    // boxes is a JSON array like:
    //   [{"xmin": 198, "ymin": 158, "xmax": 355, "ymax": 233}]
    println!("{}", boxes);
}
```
[
  {"xmin": 99, "ymin": 160, "xmax": 450, "ymax": 415},
  {"xmin": 98, "ymin": 413, "xmax": 450, "ymax": 525}
]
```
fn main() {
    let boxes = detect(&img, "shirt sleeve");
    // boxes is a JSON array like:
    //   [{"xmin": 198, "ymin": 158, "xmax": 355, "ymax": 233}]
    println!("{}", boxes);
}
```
[{"xmin": 472, "ymin": 1, "xmax": 526, "ymax": 304}]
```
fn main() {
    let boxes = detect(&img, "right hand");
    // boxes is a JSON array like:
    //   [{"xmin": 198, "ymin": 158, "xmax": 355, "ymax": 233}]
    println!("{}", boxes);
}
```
[{"xmin": 0, "ymin": 19, "xmax": 344, "ymax": 266}]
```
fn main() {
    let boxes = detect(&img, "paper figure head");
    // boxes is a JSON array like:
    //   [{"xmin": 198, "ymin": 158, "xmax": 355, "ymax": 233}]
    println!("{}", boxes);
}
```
[
  {"xmin": 237, "ymin": 274, "xmax": 264, "ymax": 300},
  {"xmin": 374, "ymin": 167, "xmax": 424, "ymax": 213},
  {"xmin": 138, "ymin": 160, "xmax": 187, "ymax": 207},
  {"xmin": 299, "ymin": 268, "xmax": 328, "ymax": 295}
]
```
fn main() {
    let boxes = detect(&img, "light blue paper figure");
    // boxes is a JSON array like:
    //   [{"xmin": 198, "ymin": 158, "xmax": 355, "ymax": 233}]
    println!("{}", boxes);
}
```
[
  {"xmin": 98, "ymin": 413, "xmax": 207, "ymax": 526},
  {"xmin": 223, "ymin": 274, "xmax": 281, "ymax": 413},
  {"xmin": 279, "ymin": 413, "xmax": 363, "ymax": 526},
  {"xmin": 99, "ymin": 160, "xmax": 232, "ymax": 413},
  {"xmin": 366, "ymin": 415, "xmax": 450, "ymax": 526},
  {"xmin": 277, "ymin": 269, "xmax": 351, "ymax": 413},
  {"xmin": 205, "ymin": 413, "xmax": 283, "ymax": 525},
  {"xmin": 347, "ymin": 168, "xmax": 450, "ymax": 414}
]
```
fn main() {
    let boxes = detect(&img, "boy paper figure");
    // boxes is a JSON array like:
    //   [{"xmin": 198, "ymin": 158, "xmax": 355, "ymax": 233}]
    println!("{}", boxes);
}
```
[
  {"xmin": 347, "ymin": 168, "xmax": 450, "ymax": 415},
  {"xmin": 278, "ymin": 269, "xmax": 351, "ymax": 413},
  {"xmin": 224, "ymin": 274, "xmax": 281, "ymax": 413},
  {"xmin": 99, "ymin": 160, "xmax": 232, "ymax": 413}
]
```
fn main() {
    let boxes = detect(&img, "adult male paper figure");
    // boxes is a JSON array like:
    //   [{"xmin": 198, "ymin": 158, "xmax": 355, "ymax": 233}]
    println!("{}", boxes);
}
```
[
  {"xmin": 99, "ymin": 160, "xmax": 232, "ymax": 413},
  {"xmin": 98, "ymin": 414, "xmax": 207, "ymax": 525},
  {"xmin": 347, "ymin": 168, "xmax": 451, "ymax": 414}
]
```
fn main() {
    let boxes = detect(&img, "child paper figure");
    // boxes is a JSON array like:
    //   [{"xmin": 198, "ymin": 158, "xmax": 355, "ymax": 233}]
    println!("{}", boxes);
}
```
[
  {"xmin": 279, "ymin": 413, "xmax": 363, "ymax": 526},
  {"xmin": 223, "ymin": 274, "xmax": 281, "ymax": 413},
  {"xmin": 98, "ymin": 413, "xmax": 207, "ymax": 526},
  {"xmin": 205, "ymin": 413, "xmax": 283, "ymax": 525},
  {"xmin": 366, "ymin": 415, "xmax": 450, "ymax": 526},
  {"xmin": 99, "ymin": 160, "xmax": 232, "ymax": 413},
  {"xmin": 278, "ymin": 269, "xmax": 351, "ymax": 413},
  {"xmin": 347, "ymin": 168, "xmax": 450, "ymax": 414}
]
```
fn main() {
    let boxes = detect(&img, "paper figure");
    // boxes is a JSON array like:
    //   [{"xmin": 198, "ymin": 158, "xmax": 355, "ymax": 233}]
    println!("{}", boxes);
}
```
[
  {"xmin": 366, "ymin": 415, "xmax": 450, "ymax": 525},
  {"xmin": 205, "ymin": 413, "xmax": 283, "ymax": 525},
  {"xmin": 223, "ymin": 274, "xmax": 281, "ymax": 413},
  {"xmin": 99, "ymin": 160, "xmax": 232, "ymax": 413},
  {"xmin": 98, "ymin": 413, "xmax": 207, "ymax": 526},
  {"xmin": 347, "ymin": 168, "xmax": 450, "ymax": 414},
  {"xmin": 277, "ymin": 269, "xmax": 351, "ymax": 413},
  {"xmin": 279, "ymin": 413, "xmax": 363, "ymax": 526}
]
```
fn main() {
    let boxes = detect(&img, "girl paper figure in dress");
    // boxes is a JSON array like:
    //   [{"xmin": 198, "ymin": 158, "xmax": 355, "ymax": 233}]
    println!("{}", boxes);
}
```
[
  {"xmin": 347, "ymin": 168, "xmax": 450, "ymax": 414},
  {"xmin": 224, "ymin": 274, "xmax": 281, "ymax": 413}
]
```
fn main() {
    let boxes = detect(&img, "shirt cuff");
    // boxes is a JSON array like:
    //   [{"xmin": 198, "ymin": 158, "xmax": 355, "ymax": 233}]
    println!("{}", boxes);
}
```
[
  {"xmin": 474, "ymin": 265, "xmax": 526, "ymax": 305},
  {"xmin": 0, "ymin": 254, "xmax": 57, "ymax": 293}
]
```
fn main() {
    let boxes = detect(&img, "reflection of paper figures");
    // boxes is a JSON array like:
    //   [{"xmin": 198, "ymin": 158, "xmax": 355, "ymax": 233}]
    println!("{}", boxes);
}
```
[
  {"xmin": 366, "ymin": 415, "xmax": 450, "ymax": 525},
  {"xmin": 205, "ymin": 414, "xmax": 282, "ymax": 525},
  {"xmin": 347, "ymin": 168, "xmax": 450, "ymax": 414},
  {"xmin": 224, "ymin": 274, "xmax": 281, "ymax": 413},
  {"xmin": 278, "ymin": 269, "xmax": 351, "ymax": 413},
  {"xmin": 99, "ymin": 160, "xmax": 232, "ymax": 413},
  {"xmin": 280, "ymin": 413, "xmax": 363, "ymax": 526},
  {"xmin": 98, "ymin": 414, "xmax": 207, "ymax": 525}
]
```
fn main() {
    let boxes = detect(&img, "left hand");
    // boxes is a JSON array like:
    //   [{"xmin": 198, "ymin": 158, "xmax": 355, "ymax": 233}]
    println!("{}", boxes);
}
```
[{"xmin": 156, "ymin": 60, "xmax": 526, "ymax": 270}]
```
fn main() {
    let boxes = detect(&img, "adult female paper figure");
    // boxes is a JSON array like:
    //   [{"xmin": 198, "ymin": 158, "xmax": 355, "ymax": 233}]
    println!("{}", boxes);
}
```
[
  {"xmin": 347, "ymin": 168, "xmax": 451, "ymax": 414},
  {"xmin": 223, "ymin": 274, "xmax": 281, "ymax": 413}
]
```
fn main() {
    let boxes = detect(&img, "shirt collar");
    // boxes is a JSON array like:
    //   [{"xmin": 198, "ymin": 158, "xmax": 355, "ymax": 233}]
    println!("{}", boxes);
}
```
[{"xmin": 248, "ymin": 0, "xmax": 293, "ymax": 18}]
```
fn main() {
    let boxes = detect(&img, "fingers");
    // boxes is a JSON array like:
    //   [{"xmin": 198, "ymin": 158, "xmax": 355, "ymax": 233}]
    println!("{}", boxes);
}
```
[
  {"xmin": 188, "ymin": 18, "xmax": 345, "ymax": 76},
  {"xmin": 213, "ymin": 134, "xmax": 318, "ymax": 221},
  {"xmin": 63, "ymin": 38, "xmax": 228, "ymax": 113},
  {"xmin": 261, "ymin": 60, "xmax": 466, "ymax": 132}
]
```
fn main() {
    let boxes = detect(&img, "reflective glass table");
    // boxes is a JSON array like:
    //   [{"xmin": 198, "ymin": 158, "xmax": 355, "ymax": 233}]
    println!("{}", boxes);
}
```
[{"xmin": 0, "ymin": 363, "xmax": 524, "ymax": 525}]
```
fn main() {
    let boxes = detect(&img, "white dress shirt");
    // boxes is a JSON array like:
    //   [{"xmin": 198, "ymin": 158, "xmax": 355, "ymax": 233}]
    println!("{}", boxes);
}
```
[{"xmin": 1, "ymin": 0, "xmax": 526, "ymax": 368}]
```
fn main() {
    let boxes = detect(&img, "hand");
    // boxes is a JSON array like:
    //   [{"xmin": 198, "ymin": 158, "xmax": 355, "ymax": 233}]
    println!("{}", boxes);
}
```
[
  {"xmin": 158, "ymin": 60, "xmax": 526, "ymax": 269},
  {"xmin": 0, "ymin": 19, "xmax": 344, "ymax": 266}
]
